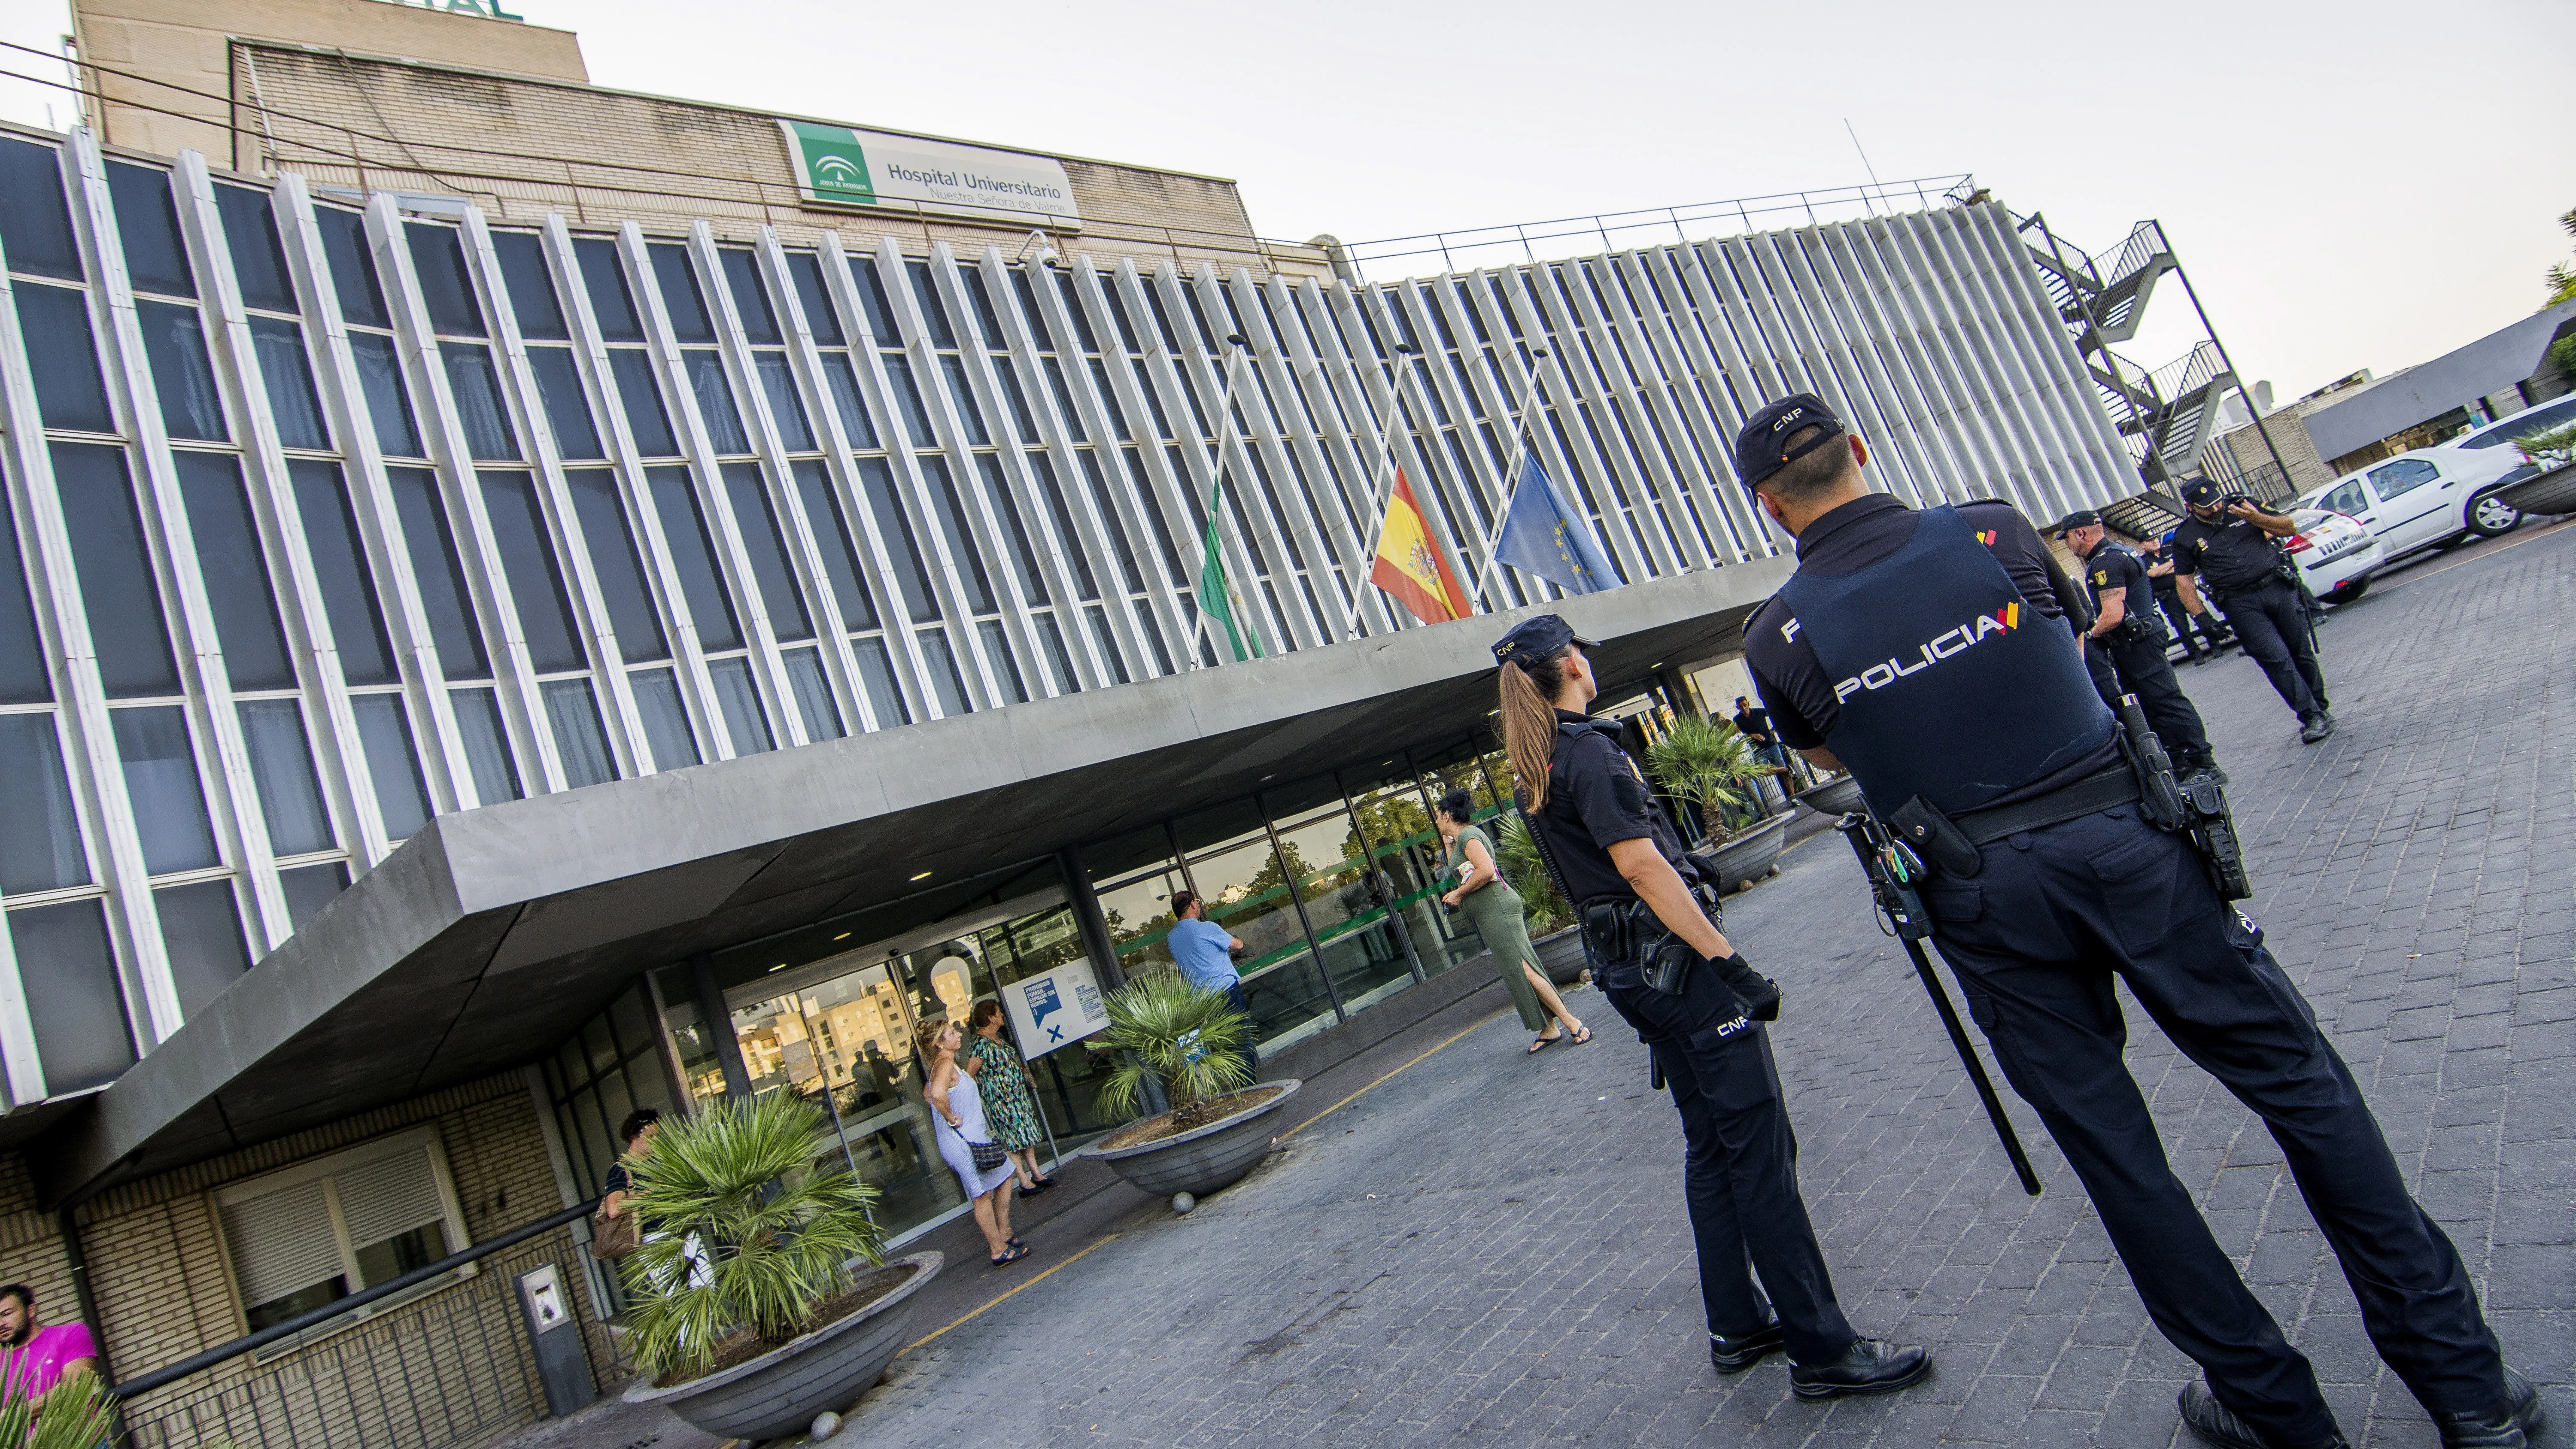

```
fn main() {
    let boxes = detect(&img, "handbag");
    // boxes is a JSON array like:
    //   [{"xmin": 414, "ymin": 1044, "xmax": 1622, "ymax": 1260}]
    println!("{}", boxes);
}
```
[
  {"xmin": 968, "ymin": 1139, "xmax": 1007, "ymax": 1173},
  {"xmin": 589, "ymin": 1204, "xmax": 641, "ymax": 1261}
]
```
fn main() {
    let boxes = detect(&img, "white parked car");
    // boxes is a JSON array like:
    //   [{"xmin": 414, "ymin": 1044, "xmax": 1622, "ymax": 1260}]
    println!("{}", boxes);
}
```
[
  {"xmin": 2422, "ymin": 393, "xmax": 2576, "ymax": 493},
  {"xmin": 2304, "ymin": 394, "xmax": 2576, "ymax": 562},
  {"xmin": 2284, "ymin": 507, "xmax": 2383, "ymax": 605}
]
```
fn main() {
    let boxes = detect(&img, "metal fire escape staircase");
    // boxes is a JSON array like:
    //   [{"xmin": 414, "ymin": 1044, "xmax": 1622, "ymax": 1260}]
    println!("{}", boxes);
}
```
[{"xmin": 2018, "ymin": 216, "xmax": 2289, "ymax": 535}]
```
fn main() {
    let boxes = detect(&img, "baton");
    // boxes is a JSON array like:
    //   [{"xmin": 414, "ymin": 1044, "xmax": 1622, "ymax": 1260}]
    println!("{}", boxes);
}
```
[{"xmin": 1835, "ymin": 814, "xmax": 2044, "ymax": 1197}]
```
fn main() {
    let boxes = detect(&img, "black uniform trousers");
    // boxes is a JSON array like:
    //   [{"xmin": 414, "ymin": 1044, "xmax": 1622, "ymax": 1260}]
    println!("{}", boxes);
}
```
[
  {"xmin": 1917, "ymin": 807, "xmax": 2504, "ymax": 1444},
  {"xmin": 1596, "ymin": 938, "xmax": 1857, "ymax": 1366},
  {"xmin": 2158, "ymin": 584, "xmax": 2231, "ymax": 659},
  {"xmin": 2214, "ymin": 578, "xmax": 2328, "ymax": 718},
  {"xmin": 2108, "ymin": 633, "xmax": 2212, "ymax": 763}
]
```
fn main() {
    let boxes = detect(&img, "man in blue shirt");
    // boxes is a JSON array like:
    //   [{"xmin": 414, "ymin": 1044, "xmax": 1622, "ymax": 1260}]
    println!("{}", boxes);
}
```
[{"xmin": 1166, "ymin": 891, "xmax": 1257, "ymax": 1075}]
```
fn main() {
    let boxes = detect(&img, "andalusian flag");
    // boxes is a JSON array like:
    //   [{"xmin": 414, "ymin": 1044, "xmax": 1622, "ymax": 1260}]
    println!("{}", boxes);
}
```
[
  {"xmin": 1369, "ymin": 469, "xmax": 1473, "ymax": 626},
  {"xmin": 1196, "ymin": 482, "xmax": 1261, "ymax": 661}
]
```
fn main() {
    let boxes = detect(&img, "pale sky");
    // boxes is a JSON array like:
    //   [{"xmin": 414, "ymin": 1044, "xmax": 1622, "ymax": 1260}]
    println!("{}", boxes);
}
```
[{"xmin": 4, "ymin": 0, "xmax": 2570, "ymax": 403}]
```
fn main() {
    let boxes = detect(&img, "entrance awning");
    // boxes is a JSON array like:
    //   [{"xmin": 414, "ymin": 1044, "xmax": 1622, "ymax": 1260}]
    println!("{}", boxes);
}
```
[{"xmin": 35, "ymin": 562, "xmax": 1789, "ymax": 1204}]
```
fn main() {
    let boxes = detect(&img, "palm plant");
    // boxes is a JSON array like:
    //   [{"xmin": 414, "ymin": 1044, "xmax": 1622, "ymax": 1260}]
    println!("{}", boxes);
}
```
[
  {"xmin": 1646, "ymin": 714, "xmax": 1760, "ymax": 844},
  {"xmin": 0, "ymin": 1368, "xmax": 113, "ymax": 1449},
  {"xmin": 620, "ymin": 1092, "xmax": 884, "ymax": 1383},
  {"xmin": 1096, "ymin": 972, "xmax": 1255, "ymax": 1131},
  {"xmin": 2515, "ymin": 419, "xmax": 2576, "ymax": 469},
  {"xmin": 1495, "ymin": 812, "xmax": 1570, "ymax": 936}
]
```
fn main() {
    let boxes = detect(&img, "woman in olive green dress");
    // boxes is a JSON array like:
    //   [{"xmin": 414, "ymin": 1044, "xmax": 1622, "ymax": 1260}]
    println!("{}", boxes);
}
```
[{"xmin": 1436, "ymin": 790, "xmax": 1589, "ymax": 1053}]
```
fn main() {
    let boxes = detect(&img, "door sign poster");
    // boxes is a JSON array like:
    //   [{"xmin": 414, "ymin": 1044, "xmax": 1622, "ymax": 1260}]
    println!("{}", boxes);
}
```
[{"xmin": 1001, "ymin": 959, "xmax": 1111, "ymax": 1058}]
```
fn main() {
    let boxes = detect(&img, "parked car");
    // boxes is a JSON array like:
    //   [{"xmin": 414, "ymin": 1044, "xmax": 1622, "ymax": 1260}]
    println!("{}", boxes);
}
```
[
  {"xmin": 2303, "ymin": 450, "xmax": 2524, "ymax": 565},
  {"xmin": 2427, "ymin": 394, "xmax": 2576, "ymax": 493},
  {"xmin": 2284, "ymin": 507, "xmax": 2382, "ymax": 605}
]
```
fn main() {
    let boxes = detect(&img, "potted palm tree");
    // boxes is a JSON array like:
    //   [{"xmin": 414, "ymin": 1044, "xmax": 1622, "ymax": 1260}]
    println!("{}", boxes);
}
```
[
  {"xmin": 1648, "ymin": 714, "xmax": 1790, "ymax": 893},
  {"xmin": 620, "ymin": 1093, "xmax": 942, "ymax": 1440},
  {"xmin": 1076, "ymin": 973, "xmax": 1300, "ymax": 1210},
  {"xmin": 1497, "ymin": 813, "xmax": 1588, "ymax": 986}
]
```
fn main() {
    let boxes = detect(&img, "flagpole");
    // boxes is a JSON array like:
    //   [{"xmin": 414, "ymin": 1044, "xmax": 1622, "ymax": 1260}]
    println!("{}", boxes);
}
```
[
  {"xmin": 1337, "ymin": 342, "xmax": 1425, "ymax": 640},
  {"xmin": 1194, "ymin": 334, "xmax": 1258, "ymax": 665},
  {"xmin": 1469, "ymin": 346, "xmax": 1556, "ymax": 606}
]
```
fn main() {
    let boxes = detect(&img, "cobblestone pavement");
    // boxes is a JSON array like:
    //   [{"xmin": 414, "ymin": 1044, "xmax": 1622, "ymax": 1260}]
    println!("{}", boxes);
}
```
[{"xmin": 840, "ymin": 525, "xmax": 2575, "ymax": 1447}]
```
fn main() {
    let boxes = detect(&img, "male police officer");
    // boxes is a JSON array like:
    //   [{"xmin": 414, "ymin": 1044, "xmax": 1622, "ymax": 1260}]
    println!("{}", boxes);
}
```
[
  {"xmin": 2060, "ymin": 510, "xmax": 2218, "ymax": 778},
  {"xmin": 2169, "ymin": 477, "xmax": 2333, "ymax": 742},
  {"xmin": 1735, "ymin": 394, "xmax": 2539, "ymax": 1449}
]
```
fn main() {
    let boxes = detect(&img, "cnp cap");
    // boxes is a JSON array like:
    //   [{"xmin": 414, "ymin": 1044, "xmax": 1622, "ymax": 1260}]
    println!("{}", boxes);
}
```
[
  {"xmin": 2054, "ymin": 508, "xmax": 2102, "ymax": 537},
  {"xmin": 1491, "ymin": 613, "xmax": 1599, "ymax": 669},
  {"xmin": 1733, "ymin": 393, "xmax": 1847, "ymax": 494},
  {"xmin": 2179, "ymin": 476, "xmax": 2222, "ymax": 506}
]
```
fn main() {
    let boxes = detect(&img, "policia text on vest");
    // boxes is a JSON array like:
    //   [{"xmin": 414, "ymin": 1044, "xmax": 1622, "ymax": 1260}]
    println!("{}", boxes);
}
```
[{"xmin": 1731, "ymin": 394, "xmax": 2542, "ymax": 1449}]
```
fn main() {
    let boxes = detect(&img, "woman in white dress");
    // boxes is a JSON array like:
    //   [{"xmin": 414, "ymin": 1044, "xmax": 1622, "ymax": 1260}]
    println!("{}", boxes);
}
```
[{"xmin": 916, "ymin": 1018, "xmax": 1029, "ymax": 1266}]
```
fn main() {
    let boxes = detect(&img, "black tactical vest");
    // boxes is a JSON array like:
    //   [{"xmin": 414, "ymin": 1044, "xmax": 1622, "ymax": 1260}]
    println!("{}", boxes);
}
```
[{"xmin": 1772, "ymin": 505, "xmax": 2115, "ymax": 817}]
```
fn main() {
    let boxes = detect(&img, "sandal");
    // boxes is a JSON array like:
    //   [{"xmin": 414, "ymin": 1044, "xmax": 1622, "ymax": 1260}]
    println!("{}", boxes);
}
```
[
  {"xmin": 1567, "ymin": 1024, "xmax": 1592, "ymax": 1045},
  {"xmin": 1007, "ymin": 1236, "xmax": 1026, "ymax": 1249},
  {"xmin": 1529, "ymin": 1031, "xmax": 1564, "ymax": 1054},
  {"xmin": 990, "ymin": 1243, "xmax": 1031, "ymax": 1267}
]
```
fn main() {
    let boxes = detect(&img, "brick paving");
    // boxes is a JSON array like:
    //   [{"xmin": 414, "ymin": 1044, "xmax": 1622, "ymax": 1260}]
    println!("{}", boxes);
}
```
[{"xmin": 566, "ymin": 523, "xmax": 2576, "ymax": 1449}]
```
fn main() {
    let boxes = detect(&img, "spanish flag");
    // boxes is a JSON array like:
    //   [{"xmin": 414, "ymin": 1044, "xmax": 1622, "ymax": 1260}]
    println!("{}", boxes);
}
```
[{"xmin": 1369, "ymin": 470, "xmax": 1472, "ymax": 626}]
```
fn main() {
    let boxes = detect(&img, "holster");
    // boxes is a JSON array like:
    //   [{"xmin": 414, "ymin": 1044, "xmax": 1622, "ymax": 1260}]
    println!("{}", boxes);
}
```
[{"xmin": 1889, "ymin": 795, "xmax": 1982, "ymax": 878}]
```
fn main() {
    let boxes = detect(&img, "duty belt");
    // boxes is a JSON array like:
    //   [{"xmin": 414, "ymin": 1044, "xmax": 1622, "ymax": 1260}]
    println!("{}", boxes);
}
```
[{"xmin": 1948, "ymin": 766, "xmax": 2142, "ymax": 847}]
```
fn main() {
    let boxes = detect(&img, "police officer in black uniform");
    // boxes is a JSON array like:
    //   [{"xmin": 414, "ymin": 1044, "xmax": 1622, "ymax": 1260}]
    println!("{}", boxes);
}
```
[
  {"xmin": 2146, "ymin": 532, "xmax": 2233, "ymax": 663},
  {"xmin": 2059, "ymin": 509, "xmax": 2219, "ymax": 778},
  {"xmin": 1734, "ymin": 394, "xmax": 2539, "ymax": 1449},
  {"xmin": 1491, "ymin": 613, "xmax": 1930, "ymax": 1400},
  {"xmin": 2169, "ymin": 477, "xmax": 2334, "ymax": 742}
]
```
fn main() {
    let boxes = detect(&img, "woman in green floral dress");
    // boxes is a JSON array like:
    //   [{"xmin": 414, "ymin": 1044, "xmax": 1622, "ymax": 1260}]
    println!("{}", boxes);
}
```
[{"xmin": 962, "ymin": 999, "xmax": 1054, "ymax": 1195}]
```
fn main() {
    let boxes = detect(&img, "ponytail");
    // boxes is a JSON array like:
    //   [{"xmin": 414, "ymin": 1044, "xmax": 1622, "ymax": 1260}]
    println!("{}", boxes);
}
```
[{"xmin": 1498, "ymin": 650, "xmax": 1571, "ymax": 811}]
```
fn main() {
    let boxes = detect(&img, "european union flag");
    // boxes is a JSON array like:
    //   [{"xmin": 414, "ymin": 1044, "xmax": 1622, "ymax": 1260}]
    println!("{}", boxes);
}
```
[{"xmin": 1493, "ymin": 456, "xmax": 1617, "ymax": 595}]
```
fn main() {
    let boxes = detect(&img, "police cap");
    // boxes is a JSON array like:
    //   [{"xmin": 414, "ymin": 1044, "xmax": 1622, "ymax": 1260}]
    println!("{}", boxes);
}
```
[
  {"xmin": 1733, "ymin": 392, "xmax": 1847, "ymax": 493},
  {"xmin": 2054, "ymin": 508, "xmax": 2102, "ymax": 538},
  {"xmin": 2179, "ymin": 476, "xmax": 2223, "ymax": 506},
  {"xmin": 1491, "ymin": 613, "xmax": 1599, "ymax": 669}
]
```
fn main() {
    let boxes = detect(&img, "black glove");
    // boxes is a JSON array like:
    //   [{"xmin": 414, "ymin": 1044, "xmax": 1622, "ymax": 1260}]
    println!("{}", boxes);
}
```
[{"xmin": 1710, "ymin": 948, "xmax": 1781, "ymax": 1022}]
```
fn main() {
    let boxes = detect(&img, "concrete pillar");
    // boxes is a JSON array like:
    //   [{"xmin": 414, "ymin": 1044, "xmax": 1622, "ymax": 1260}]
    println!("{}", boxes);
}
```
[{"xmin": 691, "ymin": 952, "xmax": 754, "ymax": 1099}]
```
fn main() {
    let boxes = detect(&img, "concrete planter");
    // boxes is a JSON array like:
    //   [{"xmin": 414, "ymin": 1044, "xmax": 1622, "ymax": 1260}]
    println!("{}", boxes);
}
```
[
  {"xmin": 1696, "ymin": 815, "xmax": 1791, "ymax": 894},
  {"xmin": 1796, "ymin": 775, "xmax": 1865, "ymax": 819},
  {"xmin": 1534, "ymin": 926, "xmax": 1589, "ymax": 986},
  {"xmin": 1080, "ymin": 1079, "xmax": 1301, "ymax": 1202},
  {"xmin": 2497, "ymin": 462, "xmax": 2576, "ymax": 517},
  {"xmin": 623, "ymin": 1252, "xmax": 942, "ymax": 1440}
]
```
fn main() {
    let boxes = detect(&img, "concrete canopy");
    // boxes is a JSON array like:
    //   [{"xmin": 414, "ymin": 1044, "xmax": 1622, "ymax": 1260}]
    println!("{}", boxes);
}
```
[
  {"xmin": 2301, "ymin": 301, "xmax": 2576, "ymax": 463},
  {"xmin": 34, "ymin": 561, "xmax": 1792, "ymax": 1206}
]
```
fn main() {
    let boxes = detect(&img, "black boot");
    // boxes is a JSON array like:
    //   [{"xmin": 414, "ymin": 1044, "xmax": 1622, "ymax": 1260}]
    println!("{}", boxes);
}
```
[
  {"xmin": 1708, "ymin": 1318, "xmax": 1784, "ymax": 1374},
  {"xmin": 2433, "ymin": 1365, "xmax": 2546, "ymax": 1448},
  {"xmin": 2177, "ymin": 1380, "xmax": 2348, "ymax": 1449},
  {"xmin": 1788, "ymin": 1338, "xmax": 1930, "ymax": 1400}
]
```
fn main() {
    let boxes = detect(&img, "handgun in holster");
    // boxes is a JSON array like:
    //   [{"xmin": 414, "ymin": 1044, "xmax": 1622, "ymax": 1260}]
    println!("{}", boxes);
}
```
[{"xmin": 2114, "ymin": 696, "xmax": 2252, "ymax": 900}]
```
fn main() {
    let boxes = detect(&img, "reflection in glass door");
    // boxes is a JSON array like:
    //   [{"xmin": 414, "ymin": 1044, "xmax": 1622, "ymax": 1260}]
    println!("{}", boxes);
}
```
[
  {"xmin": 1269, "ymin": 803, "xmax": 1416, "ymax": 1017},
  {"xmin": 723, "ymin": 892, "xmax": 1129, "ymax": 1245},
  {"xmin": 1344, "ymin": 768, "xmax": 1485, "ymax": 975},
  {"xmin": 1185, "ymin": 832, "xmax": 1341, "ymax": 1055},
  {"xmin": 731, "ymin": 960, "xmax": 961, "ymax": 1233}
]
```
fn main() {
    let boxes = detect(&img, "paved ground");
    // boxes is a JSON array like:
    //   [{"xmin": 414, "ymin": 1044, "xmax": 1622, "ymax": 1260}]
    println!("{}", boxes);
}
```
[{"xmin": 519, "ymin": 519, "xmax": 2576, "ymax": 1449}]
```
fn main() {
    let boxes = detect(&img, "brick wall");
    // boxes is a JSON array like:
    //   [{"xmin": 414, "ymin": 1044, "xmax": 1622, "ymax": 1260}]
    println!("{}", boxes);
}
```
[
  {"xmin": 0, "ymin": 1069, "xmax": 619, "ymax": 1443},
  {"xmin": 212, "ymin": 43, "xmax": 1330, "ymax": 281}
]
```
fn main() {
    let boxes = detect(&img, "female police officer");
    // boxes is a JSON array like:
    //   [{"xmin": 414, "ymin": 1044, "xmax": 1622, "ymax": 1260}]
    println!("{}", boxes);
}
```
[{"xmin": 1493, "ymin": 612, "xmax": 1929, "ymax": 1399}]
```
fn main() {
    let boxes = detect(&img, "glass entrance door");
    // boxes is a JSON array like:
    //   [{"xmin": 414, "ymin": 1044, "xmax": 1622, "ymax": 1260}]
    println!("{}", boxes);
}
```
[{"xmin": 723, "ymin": 891, "xmax": 1124, "ymax": 1244}]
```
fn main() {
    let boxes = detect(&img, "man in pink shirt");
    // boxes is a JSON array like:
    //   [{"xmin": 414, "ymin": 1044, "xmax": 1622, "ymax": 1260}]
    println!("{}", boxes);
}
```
[{"xmin": 0, "ymin": 1285, "xmax": 100, "ymax": 1405}]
